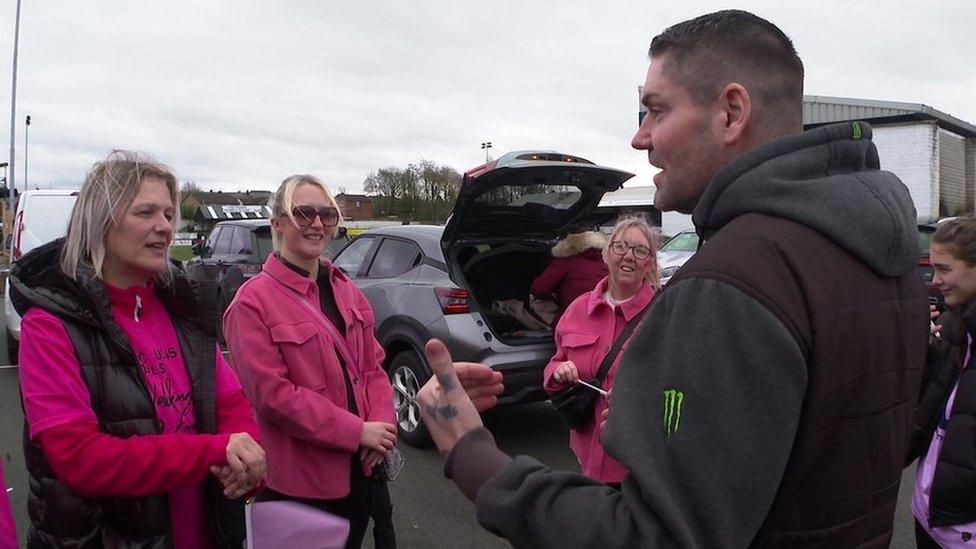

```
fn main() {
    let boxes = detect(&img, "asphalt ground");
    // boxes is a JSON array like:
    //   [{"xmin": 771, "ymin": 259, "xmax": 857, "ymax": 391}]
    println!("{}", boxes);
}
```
[{"xmin": 0, "ymin": 305, "xmax": 919, "ymax": 548}]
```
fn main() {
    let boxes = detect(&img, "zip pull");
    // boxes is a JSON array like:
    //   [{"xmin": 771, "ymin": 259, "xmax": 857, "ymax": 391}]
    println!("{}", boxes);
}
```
[{"xmin": 134, "ymin": 294, "xmax": 142, "ymax": 323}]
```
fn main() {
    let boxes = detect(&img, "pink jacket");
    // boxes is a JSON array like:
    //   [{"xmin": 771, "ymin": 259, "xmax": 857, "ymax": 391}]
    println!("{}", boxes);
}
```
[
  {"xmin": 542, "ymin": 277, "xmax": 655, "ymax": 483},
  {"xmin": 223, "ymin": 253, "xmax": 395, "ymax": 499}
]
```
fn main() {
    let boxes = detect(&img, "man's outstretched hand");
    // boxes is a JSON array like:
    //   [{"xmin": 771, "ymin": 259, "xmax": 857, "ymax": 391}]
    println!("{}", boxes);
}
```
[{"xmin": 418, "ymin": 339, "xmax": 505, "ymax": 454}]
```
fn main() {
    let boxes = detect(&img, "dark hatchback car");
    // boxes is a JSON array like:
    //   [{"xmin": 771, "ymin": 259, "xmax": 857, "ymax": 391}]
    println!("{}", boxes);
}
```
[
  {"xmin": 332, "ymin": 150, "xmax": 634, "ymax": 446},
  {"xmin": 186, "ymin": 219, "xmax": 350, "ymax": 339}
]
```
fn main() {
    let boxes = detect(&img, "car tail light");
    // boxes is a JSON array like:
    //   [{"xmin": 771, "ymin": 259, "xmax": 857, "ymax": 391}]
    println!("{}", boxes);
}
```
[
  {"xmin": 435, "ymin": 288, "xmax": 470, "ymax": 315},
  {"xmin": 12, "ymin": 211, "xmax": 23, "ymax": 260},
  {"xmin": 240, "ymin": 264, "xmax": 262, "ymax": 276}
]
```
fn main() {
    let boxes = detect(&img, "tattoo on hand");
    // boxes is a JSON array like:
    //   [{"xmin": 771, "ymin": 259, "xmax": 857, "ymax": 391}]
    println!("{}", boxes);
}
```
[
  {"xmin": 426, "ymin": 402, "xmax": 459, "ymax": 420},
  {"xmin": 437, "ymin": 374, "xmax": 456, "ymax": 392},
  {"xmin": 439, "ymin": 404, "xmax": 458, "ymax": 419}
]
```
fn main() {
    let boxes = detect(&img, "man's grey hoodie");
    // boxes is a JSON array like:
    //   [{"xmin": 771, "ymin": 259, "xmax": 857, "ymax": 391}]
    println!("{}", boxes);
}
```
[{"xmin": 444, "ymin": 122, "xmax": 928, "ymax": 548}]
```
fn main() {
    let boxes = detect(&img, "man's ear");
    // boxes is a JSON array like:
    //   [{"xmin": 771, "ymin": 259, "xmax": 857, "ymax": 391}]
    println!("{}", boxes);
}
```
[{"xmin": 719, "ymin": 83, "xmax": 751, "ymax": 145}]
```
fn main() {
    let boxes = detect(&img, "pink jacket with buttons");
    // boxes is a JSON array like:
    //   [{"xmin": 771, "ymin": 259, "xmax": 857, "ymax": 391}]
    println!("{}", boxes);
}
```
[
  {"xmin": 223, "ymin": 253, "xmax": 395, "ymax": 499},
  {"xmin": 542, "ymin": 277, "xmax": 655, "ymax": 483}
]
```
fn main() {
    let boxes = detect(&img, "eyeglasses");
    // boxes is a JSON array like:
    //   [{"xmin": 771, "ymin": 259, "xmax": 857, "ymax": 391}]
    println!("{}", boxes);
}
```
[
  {"xmin": 291, "ymin": 206, "xmax": 339, "ymax": 228},
  {"xmin": 610, "ymin": 240, "xmax": 652, "ymax": 260}
]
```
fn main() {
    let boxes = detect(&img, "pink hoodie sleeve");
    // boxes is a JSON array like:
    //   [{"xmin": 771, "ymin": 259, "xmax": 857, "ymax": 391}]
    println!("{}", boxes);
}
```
[
  {"xmin": 19, "ymin": 308, "xmax": 99, "ymax": 438},
  {"xmin": 36, "ymin": 423, "xmax": 228, "ymax": 498},
  {"xmin": 224, "ymin": 298, "xmax": 364, "ymax": 452}
]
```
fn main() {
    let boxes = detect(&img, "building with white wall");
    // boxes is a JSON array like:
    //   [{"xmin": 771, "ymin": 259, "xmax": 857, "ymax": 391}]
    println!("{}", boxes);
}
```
[{"xmin": 804, "ymin": 96, "xmax": 976, "ymax": 220}]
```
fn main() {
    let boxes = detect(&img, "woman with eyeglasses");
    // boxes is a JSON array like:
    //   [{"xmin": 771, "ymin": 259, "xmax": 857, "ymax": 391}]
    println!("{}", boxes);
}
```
[
  {"xmin": 223, "ymin": 175, "xmax": 397, "ymax": 548},
  {"xmin": 542, "ymin": 214, "xmax": 660, "ymax": 487}
]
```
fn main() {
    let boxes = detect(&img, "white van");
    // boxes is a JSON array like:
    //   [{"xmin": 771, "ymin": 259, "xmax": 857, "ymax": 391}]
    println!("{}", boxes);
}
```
[{"xmin": 4, "ymin": 190, "xmax": 79, "ymax": 363}]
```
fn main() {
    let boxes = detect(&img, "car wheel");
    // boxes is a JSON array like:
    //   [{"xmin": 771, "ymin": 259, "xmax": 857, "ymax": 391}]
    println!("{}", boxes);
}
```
[
  {"xmin": 6, "ymin": 329, "xmax": 18, "ymax": 365},
  {"xmin": 390, "ymin": 350, "xmax": 433, "ymax": 448}
]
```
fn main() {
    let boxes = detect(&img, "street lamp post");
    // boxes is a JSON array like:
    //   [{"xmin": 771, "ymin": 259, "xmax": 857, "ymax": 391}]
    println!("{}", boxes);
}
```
[
  {"xmin": 480, "ymin": 141, "xmax": 493, "ymax": 163},
  {"xmin": 1, "ymin": 161, "xmax": 8, "ymax": 256},
  {"xmin": 24, "ymin": 115, "xmax": 30, "ymax": 191},
  {"xmin": 8, "ymin": 0, "xmax": 23, "ymax": 219}
]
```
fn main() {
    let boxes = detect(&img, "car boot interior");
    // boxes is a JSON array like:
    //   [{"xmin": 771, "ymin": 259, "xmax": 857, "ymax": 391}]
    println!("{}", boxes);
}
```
[{"xmin": 455, "ymin": 242, "xmax": 554, "ymax": 341}]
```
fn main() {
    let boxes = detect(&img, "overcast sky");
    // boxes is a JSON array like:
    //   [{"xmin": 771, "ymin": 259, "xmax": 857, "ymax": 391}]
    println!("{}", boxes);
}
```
[{"xmin": 1, "ymin": 1, "xmax": 973, "ymax": 195}]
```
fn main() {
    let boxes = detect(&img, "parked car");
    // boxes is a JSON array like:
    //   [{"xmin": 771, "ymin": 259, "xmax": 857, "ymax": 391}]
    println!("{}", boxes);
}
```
[
  {"xmin": 3, "ymin": 190, "xmax": 79, "ymax": 363},
  {"xmin": 657, "ymin": 229, "xmax": 699, "ymax": 285},
  {"xmin": 185, "ymin": 219, "xmax": 350, "ymax": 341},
  {"xmin": 332, "ymin": 150, "xmax": 633, "ymax": 446}
]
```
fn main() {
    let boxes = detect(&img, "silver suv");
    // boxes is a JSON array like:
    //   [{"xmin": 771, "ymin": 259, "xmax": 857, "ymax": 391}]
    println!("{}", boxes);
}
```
[{"xmin": 332, "ymin": 150, "xmax": 633, "ymax": 446}]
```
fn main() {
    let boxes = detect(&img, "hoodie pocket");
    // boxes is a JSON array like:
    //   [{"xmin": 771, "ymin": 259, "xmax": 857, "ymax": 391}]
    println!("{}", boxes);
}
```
[{"xmin": 270, "ymin": 321, "xmax": 328, "ymax": 389}]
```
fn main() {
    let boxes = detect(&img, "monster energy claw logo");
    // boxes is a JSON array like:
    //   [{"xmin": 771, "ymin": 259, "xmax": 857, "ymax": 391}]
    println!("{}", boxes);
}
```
[{"xmin": 663, "ymin": 389, "xmax": 684, "ymax": 438}]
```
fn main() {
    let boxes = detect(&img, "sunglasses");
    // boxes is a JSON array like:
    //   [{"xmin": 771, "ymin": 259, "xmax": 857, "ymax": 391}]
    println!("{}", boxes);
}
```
[
  {"xmin": 291, "ymin": 205, "xmax": 339, "ymax": 228},
  {"xmin": 610, "ymin": 240, "xmax": 652, "ymax": 260}
]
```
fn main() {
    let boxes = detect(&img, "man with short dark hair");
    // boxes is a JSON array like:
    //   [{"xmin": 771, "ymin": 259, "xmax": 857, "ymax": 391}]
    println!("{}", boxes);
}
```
[{"xmin": 418, "ymin": 10, "xmax": 928, "ymax": 547}]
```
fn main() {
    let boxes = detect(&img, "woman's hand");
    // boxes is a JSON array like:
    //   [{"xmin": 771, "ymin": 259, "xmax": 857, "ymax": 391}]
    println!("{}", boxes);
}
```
[
  {"xmin": 930, "ymin": 304, "xmax": 942, "ymax": 336},
  {"xmin": 226, "ymin": 432, "xmax": 266, "ymax": 480},
  {"xmin": 360, "ymin": 447, "xmax": 386, "ymax": 469},
  {"xmin": 210, "ymin": 464, "xmax": 260, "ymax": 498},
  {"xmin": 553, "ymin": 361, "xmax": 580, "ymax": 384},
  {"xmin": 216, "ymin": 432, "xmax": 267, "ymax": 498},
  {"xmin": 360, "ymin": 422, "xmax": 397, "ymax": 453}
]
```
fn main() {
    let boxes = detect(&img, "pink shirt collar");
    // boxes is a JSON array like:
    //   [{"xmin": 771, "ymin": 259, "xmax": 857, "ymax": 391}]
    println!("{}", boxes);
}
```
[
  {"xmin": 105, "ymin": 279, "xmax": 157, "ymax": 322},
  {"xmin": 585, "ymin": 276, "xmax": 655, "ymax": 320},
  {"xmin": 262, "ymin": 252, "xmax": 349, "ymax": 294}
]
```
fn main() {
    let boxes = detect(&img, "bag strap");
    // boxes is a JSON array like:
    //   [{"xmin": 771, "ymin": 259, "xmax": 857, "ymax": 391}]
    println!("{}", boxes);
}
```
[
  {"xmin": 594, "ymin": 305, "xmax": 649, "ymax": 384},
  {"xmin": 260, "ymin": 272, "xmax": 357, "ymax": 370}
]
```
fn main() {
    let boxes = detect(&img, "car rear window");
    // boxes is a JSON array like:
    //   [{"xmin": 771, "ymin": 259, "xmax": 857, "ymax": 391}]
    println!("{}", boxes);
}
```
[
  {"xmin": 486, "ymin": 185, "xmax": 580, "ymax": 210},
  {"xmin": 459, "ymin": 184, "xmax": 584, "ymax": 235}
]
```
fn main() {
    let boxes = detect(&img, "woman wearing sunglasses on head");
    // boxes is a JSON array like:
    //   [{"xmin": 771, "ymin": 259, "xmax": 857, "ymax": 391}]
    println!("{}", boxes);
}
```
[
  {"xmin": 223, "ymin": 175, "xmax": 397, "ymax": 548},
  {"xmin": 542, "ymin": 214, "xmax": 660, "ymax": 488}
]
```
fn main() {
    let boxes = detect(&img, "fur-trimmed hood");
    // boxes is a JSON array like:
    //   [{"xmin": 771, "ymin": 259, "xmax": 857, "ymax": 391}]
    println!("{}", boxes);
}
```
[{"xmin": 551, "ymin": 231, "xmax": 607, "ymax": 258}]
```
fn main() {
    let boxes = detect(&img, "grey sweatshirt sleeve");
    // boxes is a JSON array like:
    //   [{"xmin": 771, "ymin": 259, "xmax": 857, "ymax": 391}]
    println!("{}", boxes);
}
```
[{"xmin": 473, "ymin": 277, "xmax": 808, "ymax": 548}]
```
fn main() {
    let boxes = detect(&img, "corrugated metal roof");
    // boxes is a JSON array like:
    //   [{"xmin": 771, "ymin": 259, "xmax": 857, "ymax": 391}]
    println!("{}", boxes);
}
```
[{"xmin": 803, "ymin": 95, "xmax": 976, "ymax": 138}]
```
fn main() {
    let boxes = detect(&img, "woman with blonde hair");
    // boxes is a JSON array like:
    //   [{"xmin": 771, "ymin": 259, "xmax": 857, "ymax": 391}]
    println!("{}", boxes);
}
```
[
  {"xmin": 223, "ymin": 174, "xmax": 397, "ymax": 548},
  {"xmin": 10, "ymin": 150, "xmax": 265, "ymax": 548},
  {"xmin": 543, "ymin": 214, "xmax": 659, "ymax": 487}
]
